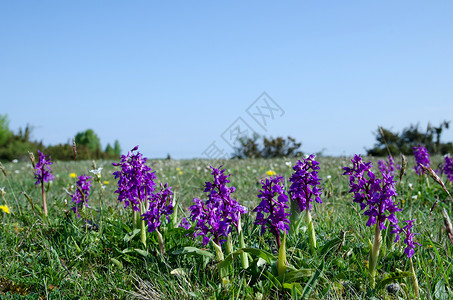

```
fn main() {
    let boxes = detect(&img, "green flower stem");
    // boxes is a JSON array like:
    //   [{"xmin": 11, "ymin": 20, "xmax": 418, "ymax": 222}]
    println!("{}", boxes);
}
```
[
  {"xmin": 133, "ymin": 210, "xmax": 139, "ymax": 229},
  {"xmin": 277, "ymin": 233, "xmax": 287, "ymax": 276},
  {"xmin": 140, "ymin": 202, "xmax": 146, "ymax": 247},
  {"xmin": 410, "ymin": 257, "xmax": 419, "ymax": 298},
  {"xmin": 238, "ymin": 218, "xmax": 249, "ymax": 269},
  {"xmin": 41, "ymin": 180, "xmax": 48, "ymax": 217},
  {"xmin": 212, "ymin": 241, "xmax": 227, "ymax": 285},
  {"xmin": 306, "ymin": 210, "xmax": 317, "ymax": 251},
  {"xmin": 369, "ymin": 223, "xmax": 382, "ymax": 288},
  {"xmin": 226, "ymin": 233, "xmax": 233, "ymax": 255},
  {"xmin": 156, "ymin": 228, "xmax": 165, "ymax": 255}
]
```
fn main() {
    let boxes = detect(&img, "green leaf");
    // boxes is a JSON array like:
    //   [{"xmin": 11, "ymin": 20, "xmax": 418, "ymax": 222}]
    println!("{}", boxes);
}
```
[
  {"xmin": 320, "ymin": 235, "xmax": 352, "ymax": 256},
  {"xmin": 242, "ymin": 248, "xmax": 277, "ymax": 265},
  {"xmin": 110, "ymin": 258, "xmax": 123, "ymax": 270},
  {"xmin": 284, "ymin": 282, "xmax": 302, "ymax": 298},
  {"xmin": 301, "ymin": 260, "xmax": 324, "ymax": 299},
  {"xmin": 217, "ymin": 249, "xmax": 243, "ymax": 270},
  {"xmin": 375, "ymin": 271, "xmax": 411, "ymax": 291},
  {"xmin": 434, "ymin": 279, "xmax": 448, "ymax": 300},
  {"xmin": 134, "ymin": 248, "xmax": 149, "ymax": 257},
  {"xmin": 276, "ymin": 269, "xmax": 315, "ymax": 283},
  {"xmin": 70, "ymin": 236, "xmax": 82, "ymax": 254},
  {"xmin": 123, "ymin": 229, "xmax": 141, "ymax": 243},
  {"xmin": 263, "ymin": 270, "xmax": 282, "ymax": 290},
  {"xmin": 171, "ymin": 246, "xmax": 214, "ymax": 258}
]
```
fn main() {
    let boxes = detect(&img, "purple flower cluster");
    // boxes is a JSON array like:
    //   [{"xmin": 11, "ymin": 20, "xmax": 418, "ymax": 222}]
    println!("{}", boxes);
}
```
[
  {"xmin": 112, "ymin": 146, "xmax": 156, "ymax": 211},
  {"xmin": 34, "ymin": 150, "xmax": 54, "ymax": 185},
  {"xmin": 413, "ymin": 144, "xmax": 430, "ymax": 175},
  {"xmin": 443, "ymin": 155, "xmax": 453, "ymax": 183},
  {"xmin": 187, "ymin": 166, "xmax": 247, "ymax": 245},
  {"xmin": 71, "ymin": 174, "xmax": 92, "ymax": 216},
  {"xmin": 378, "ymin": 155, "xmax": 396, "ymax": 177},
  {"xmin": 253, "ymin": 175, "xmax": 290, "ymax": 247},
  {"xmin": 391, "ymin": 219, "xmax": 421, "ymax": 258},
  {"xmin": 343, "ymin": 155, "xmax": 401, "ymax": 230},
  {"xmin": 142, "ymin": 183, "xmax": 174, "ymax": 232},
  {"xmin": 288, "ymin": 155, "xmax": 322, "ymax": 212}
]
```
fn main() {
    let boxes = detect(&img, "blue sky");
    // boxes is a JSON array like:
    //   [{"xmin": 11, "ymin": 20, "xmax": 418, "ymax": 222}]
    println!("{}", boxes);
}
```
[{"xmin": 1, "ymin": 1, "xmax": 452, "ymax": 159}]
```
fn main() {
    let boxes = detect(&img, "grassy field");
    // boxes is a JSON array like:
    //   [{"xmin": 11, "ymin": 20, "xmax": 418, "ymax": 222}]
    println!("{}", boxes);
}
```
[{"xmin": 0, "ymin": 155, "xmax": 452, "ymax": 299}]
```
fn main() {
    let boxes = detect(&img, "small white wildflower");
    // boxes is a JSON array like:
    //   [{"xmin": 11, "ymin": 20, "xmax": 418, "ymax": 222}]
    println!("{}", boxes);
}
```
[
  {"xmin": 412, "ymin": 195, "xmax": 418, "ymax": 200},
  {"xmin": 14, "ymin": 170, "xmax": 19, "ymax": 174},
  {"xmin": 285, "ymin": 161, "xmax": 292, "ymax": 167},
  {"xmin": 12, "ymin": 159, "xmax": 18, "ymax": 164},
  {"xmin": 89, "ymin": 167, "xmax": 103, "ymax": 175},
  {"xmin": 326, "ymin": 175, "xmax": 332, "ymax": 179}
]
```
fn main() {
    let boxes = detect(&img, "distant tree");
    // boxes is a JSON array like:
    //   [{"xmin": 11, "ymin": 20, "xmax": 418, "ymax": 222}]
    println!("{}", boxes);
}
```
[
  {"xmin": 232, "ymin": 133, "xmax": 261, "ymax": 159},
  {"xmin": 113, "ymin": 140, "xmax": 121, "ymax": 155},
  {"xmin": 105, "ymin": 143, "xmax": 115, "ymax": 155},
  {"xmin": 232, "ymin": 134, "xmax": 302, "ymax": 159},
  {"xmin": 18, "ymin": 124, "xmax": 33, "ymax": 143},
  {"xmin": 262, "ymin": 136, "xmax": 302, "ymax": 158},
  {"xmin": 367, "ymin": 121, "xmax": 453, "ymax": 156},
  {"xmin": 0, "ymin": 114, "xmax": 12, "ymax": 146},
  {"xmin": 74, "ymin": 129, "xmax": 101, "ymax": 152}
]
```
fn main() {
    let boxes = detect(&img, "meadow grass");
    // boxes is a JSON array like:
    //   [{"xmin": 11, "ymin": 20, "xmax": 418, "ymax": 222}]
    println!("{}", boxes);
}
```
[{"xmin": 0, "ymin": 156, "xmax": 452, "ymax": 299}]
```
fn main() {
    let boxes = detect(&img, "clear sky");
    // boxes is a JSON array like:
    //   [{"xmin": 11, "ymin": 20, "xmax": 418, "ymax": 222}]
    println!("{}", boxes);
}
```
[{"xmin": 1, "ymin": 1, "xmax": 452, "ymax": 159}]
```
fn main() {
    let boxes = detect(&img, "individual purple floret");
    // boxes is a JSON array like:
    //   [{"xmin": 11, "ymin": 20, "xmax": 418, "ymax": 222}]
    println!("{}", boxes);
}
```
[
  {"xmin": 253, "ymin": 175, "xmax": 290, "ymax": 248},
  {"xmin": 378, "ymin": 155, "xmax": 397, "ymax": 177},
  {"xmin": 443, "ymin": 155, "xmax": 453, "ymax": 183},
  {"xmin": 71, "ymin": 174, "xmax": 92, "ymax": 217},
  {"xmin": 391, "ymin": 219, "xmax": 421, "ymax": 258},
  {"xmin": 142, "ymin": 183, "xmax": 174, "ymax": 232},
  {"xmin": 112, "ymin": 146, "xmax": 156, "ymax": 211},
  {"xmin": 343, "ymin": 155, "xmax": 401, "ymax": 230},
  {"xmin": 413, "ymin": 144, "xmax": 430, "ymax": 175},
  {"xmin": 188, "ymin": 166, "xmax": 247, "ymax": 246},
  {"xmin": 289, "ymin": 154, "xmax": 322, "ymax": 212},
  {"xmin": 34, "ymin": 150, "xmax": 54, "ymax": 185},
  {"xmin": 179, "ymin": 217, "xmax": 191, "ymax": 230}
]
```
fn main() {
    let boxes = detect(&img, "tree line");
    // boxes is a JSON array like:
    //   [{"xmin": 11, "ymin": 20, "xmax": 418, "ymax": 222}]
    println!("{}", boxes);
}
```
[
  {"xmin": 366, "ymin": 121, "xmax": 453, "ymax": 156},
  {"xmin": 0, "ymin": 114, "xmax": 121, "ymax": 161},
  {"xmin": 1, "ymin": 113, "xmax": 451, "ymax": 160}
]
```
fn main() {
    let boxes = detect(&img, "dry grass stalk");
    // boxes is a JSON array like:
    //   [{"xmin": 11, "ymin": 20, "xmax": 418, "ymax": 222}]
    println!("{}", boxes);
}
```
[{"xmin": 419, "ymin": 164, "xmax": 453, "ymax": 202}]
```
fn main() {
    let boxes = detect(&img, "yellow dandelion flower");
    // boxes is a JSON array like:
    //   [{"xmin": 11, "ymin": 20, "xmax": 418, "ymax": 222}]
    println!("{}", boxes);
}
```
[
  {"xmin": 103, "ymin": 181, "xmax": 110, "ymax": 185},
  {"xmin": 266, "ymin": 170, "xmax": 276, "ymax": 176},
  {"xmin": 178, "ymin": 171, "xmax": 183, "ymax": 175},
  {"xmin": 0, "ymin": 205, "xmax": 10, "ymax": 214},
  {"xmin": 176, "ymin": 167, "xmax": 181, "ymax": 172},
  {"xmin": 69, "ymin": 173, "xmax": 77, "ymax": 178}
]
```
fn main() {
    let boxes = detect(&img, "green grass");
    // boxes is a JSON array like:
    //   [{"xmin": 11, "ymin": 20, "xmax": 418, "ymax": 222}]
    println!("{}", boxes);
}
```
[{"xmin": 0, "ymin": 156, "xmax": 452, "ymax": 299}]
